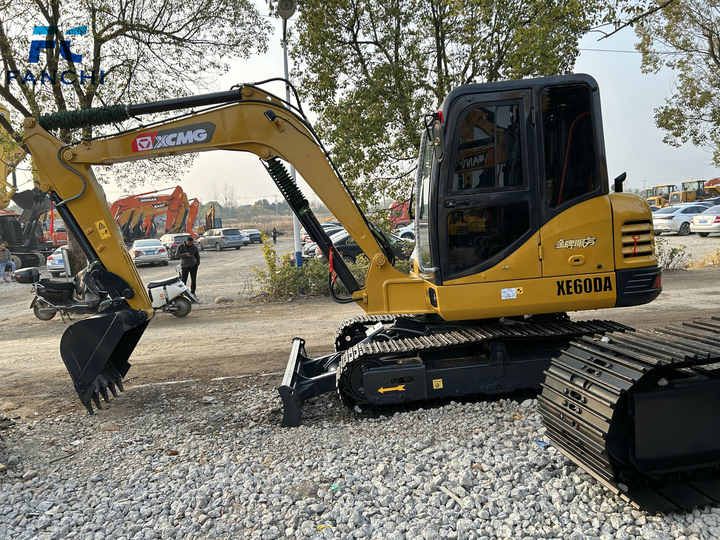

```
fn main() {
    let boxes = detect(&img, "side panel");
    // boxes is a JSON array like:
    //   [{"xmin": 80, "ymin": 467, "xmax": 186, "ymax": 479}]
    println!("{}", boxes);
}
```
[
  {"xmin": 432, "ymin": 272, "xmax": 617, "ymax": 321},
  {"xmin": 540, "ymin": 196, "xmax": 615, "ymax": 277}
]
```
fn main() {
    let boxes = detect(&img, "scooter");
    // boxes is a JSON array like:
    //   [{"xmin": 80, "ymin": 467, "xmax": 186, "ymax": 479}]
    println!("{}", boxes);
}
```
[
  {"xmin": 146, "ymin": 266, "xmax": 198, "ymax": 317},
  {"xmin": 31, "ymin": 249, "xmax": 197, "ymax": 320}
]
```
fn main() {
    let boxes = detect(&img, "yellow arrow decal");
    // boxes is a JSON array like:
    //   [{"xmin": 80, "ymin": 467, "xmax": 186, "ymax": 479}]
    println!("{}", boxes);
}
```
[{"xmin": 378, "ymin": 384, "xmax": 406, "ymax": 394}]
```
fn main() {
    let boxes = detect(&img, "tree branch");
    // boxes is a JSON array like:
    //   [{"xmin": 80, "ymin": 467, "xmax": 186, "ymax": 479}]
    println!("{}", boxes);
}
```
[{"xmin": 599, "ymin": 0, "xmax": 679, "ymax": 41}]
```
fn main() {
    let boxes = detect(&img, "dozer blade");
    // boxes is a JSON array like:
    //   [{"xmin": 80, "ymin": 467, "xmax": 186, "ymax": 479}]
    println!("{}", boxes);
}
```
[
  {"xmin": 60, "ymin": 309, "xmax": 149, "ymax": 414},
  {"xmin": 277, "ymin": 338, "xmax": 340, "ymax": 427},
  {"xmin": 540, "ymin": 318, "xmax": 720, "ymax": 512}
]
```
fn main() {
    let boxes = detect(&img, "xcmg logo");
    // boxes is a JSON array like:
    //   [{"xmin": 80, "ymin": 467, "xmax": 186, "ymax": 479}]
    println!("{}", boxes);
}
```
[
  {"xmin": 132, "ymin": 123, "xmax": 216, "ymax": 152},
  {"xmin": 6, "ymin": 24, "xmax": 106, "ymax": 86}
]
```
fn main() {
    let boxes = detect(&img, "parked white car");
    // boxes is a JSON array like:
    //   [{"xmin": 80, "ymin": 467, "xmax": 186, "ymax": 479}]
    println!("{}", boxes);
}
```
[
  {"xmin": 46, "ymin": 247, "xmax": 66, "ymax": 277},
  {"xmin": 652, "ymin": 204, "xmax": 708, "ymax": 235},
  {"xmin": 393, "ymin": 222, "xmax": 415, "ymax": 241},
  {"xmin": 690, "ymin": 205, "xmax": 720, "ymax": 237},
  {"xmin": 130, "ymin": 239, "xmax": 169, "ymax": 266}
]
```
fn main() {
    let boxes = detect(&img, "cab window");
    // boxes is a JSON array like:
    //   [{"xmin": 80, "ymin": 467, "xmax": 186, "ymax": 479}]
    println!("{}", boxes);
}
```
[
  {"xmin": 415, "ymin": 130, "xmax": 435, "ymax": 271},
  {"xmin": 446, "ymin": 202, "xmax": 530, "ymax": 275},
  {"xmin": 542, "ymin": 85, "xmax": 599, "ymax": 208},
  {"xmin": 442, "ymin": 95, "xmax": 532, "ymax": 279},
  {"xmin": 451, "ymin": 104, "xmax": 524, "ymax": 192}
]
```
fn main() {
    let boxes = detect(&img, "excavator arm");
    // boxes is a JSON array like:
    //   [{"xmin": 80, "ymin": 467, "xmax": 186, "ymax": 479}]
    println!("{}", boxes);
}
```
[
  {"xmin": 186, "ymin": 198, "xmax": 200, "ymax": 237},
  {"xmin": 23, "ymin": 84, "xmax": 429, "ymax": 412}
]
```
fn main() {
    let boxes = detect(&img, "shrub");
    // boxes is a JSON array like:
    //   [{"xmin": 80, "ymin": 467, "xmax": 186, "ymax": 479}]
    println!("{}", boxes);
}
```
[
  {"xmin": 253, "ymin": 236, "xmax": 413, "ymax": 300},
  {"xmin": 654, "ymin": 237, "xmax": 690, "ymax": 271},
  {"xmin": 252, "ymin": 237, "xmax": 304, "ymax": 298}
]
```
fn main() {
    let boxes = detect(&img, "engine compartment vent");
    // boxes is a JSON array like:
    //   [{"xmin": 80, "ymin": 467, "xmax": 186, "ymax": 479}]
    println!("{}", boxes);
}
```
[{"xmin": 621, "ymin": 220, "xmax": 653, "ymax": 259}]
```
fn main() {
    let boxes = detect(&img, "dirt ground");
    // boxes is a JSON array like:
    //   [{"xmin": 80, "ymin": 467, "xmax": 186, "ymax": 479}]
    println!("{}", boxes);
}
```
[{"xmin": 1, "ymin": 235, "xmax": 719, "ymax": 421}]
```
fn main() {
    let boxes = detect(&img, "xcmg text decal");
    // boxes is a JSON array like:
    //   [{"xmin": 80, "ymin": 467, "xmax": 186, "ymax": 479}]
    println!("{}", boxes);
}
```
[{"xmin": 132, "ymin": 123, "xmax": 216, "ymax": 152}]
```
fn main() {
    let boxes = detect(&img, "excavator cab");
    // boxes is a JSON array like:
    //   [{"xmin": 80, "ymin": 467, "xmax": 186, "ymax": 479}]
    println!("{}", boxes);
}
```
[{"xmin": 414, "ymin": 76, "xmax": 619, "ymax": 290}]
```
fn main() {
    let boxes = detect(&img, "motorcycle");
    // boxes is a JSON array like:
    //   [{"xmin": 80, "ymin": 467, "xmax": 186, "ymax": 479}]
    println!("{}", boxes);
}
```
[
  {"xmin": 31, "ymin": 265, "xmax": 108, "ymax": 321},
  {"xmin": 31, "ymin": 249, "xmax": 197, "ymax": 320}
]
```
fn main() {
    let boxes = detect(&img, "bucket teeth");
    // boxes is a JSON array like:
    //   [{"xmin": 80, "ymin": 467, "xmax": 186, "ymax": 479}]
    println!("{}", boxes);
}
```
[
  {"xmin": 81, "ymin": 367, "xmax": 127, "ymax": 414},
  {"xmin": 91, "ymin": 392, "xmax": 102, "ymax": 411}
]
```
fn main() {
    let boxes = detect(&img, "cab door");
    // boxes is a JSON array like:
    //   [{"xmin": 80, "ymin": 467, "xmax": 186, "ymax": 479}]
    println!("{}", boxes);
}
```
[
  {"xmin": 537, "ymin": 83, "xmax": 613, "ymax": 278},
  {"xmin": 438, "ymin": 90, "xmax": 541, "ymax": 284}
]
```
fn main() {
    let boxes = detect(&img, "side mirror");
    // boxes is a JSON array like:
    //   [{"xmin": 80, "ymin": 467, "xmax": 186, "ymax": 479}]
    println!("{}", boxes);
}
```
[
  {"xmin": 408, "ymin": 193, "xmax": 415, "ymax": 220},
  {"xmin": 60, "ymin": 246, "xmax": 72, "ymax": 278},
  {"xmin": 614, "ymin": 172, "xmax": 627, "ymax": 193}
]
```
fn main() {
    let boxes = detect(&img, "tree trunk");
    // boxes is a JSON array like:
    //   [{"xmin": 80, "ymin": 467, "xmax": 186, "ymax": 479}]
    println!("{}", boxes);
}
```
[{"xmin": 65, "ymin": 228, "xmax": 87, "ymax": 276}]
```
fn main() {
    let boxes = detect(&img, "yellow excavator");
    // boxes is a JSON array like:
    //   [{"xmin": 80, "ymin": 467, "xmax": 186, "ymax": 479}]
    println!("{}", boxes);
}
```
[
  {"xmin": 669, "ymin": 180, "xmax": 711, "ymax": 205},
  {"xmin": 18, "ymin": 75, "xmax": 720, "ymax": 511},
  {"xmin": 645, "ymin": 184, "xmax": 677, "ymax": 208}
]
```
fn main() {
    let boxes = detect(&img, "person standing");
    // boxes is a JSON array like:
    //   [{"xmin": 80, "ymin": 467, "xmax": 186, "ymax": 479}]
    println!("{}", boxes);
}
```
[
  {"xmin": 272, "ymin": 227, "xmax": 278, "ymax": 245},
  {"xmin": 177, "ymin": 236, "xmax": 200, "ymax": 295},
  {"xmin": 0, "ymin": 242, "xmax": 15, "ymax": 282}
]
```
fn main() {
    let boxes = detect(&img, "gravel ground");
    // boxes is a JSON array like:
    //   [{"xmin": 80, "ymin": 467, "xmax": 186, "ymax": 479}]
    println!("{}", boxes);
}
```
[{"xmin": 2, "ymin": 378, "xmax": 718, "ymax": 540}]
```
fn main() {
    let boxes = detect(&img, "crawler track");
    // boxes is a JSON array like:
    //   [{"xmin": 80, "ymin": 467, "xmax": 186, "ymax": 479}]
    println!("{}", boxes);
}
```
[
  {"xmin": 540, "ymin": 316, "xmax": 720, "ymax": 512},
  {"xmin": 335, "ymin": 316, "xmax": 630, "ymax": 408}
]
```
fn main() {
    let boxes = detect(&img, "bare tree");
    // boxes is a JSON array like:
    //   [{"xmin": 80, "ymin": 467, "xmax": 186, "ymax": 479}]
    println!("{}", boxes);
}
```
[
  {"xmin": 0, "ymin": 0, "xmax": 270, "ymax": 270},
  {"xmin": 221, "ymin": 183, "xmax": 236, "ymax": 209}
]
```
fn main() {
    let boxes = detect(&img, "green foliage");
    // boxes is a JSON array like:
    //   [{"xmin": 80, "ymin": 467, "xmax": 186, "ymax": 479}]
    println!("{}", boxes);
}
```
[
  {"xmin": 253, "ymin": 235, "xmax": 413, "ymax": 300},
  {"xmin": 252, "ymin": 235, "xmax": 304, "ymax": 298},
  {"xmin": 633, "ymin": 1, "xmax": 720, "ymax": 165},
  {"xmin": 291, "ymin": 0, "xmax": 607, "ymax": 211}
]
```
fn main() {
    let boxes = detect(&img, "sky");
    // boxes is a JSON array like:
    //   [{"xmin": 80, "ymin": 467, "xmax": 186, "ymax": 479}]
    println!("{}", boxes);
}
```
[
  {"xmin": 174, "ymin": 18, "xmax": 720, "ymax": 203},
  {"xmin": 12, "ymin": 3, "xmax": 720, "ymax": 203}
]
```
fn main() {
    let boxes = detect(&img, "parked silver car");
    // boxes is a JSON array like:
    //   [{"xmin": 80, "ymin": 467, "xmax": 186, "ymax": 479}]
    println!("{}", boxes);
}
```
[
  {"xmin": 652, "ymin": 204, "xmax": 707, "ymax": 235},
  {"xmin": 199, "ymin": 228, "xmax": 247, "ymax": 250},
  {"xmin": 130, "ymin": 239, "xmax": 169, "ymax": 266},
  {"xmin": 690, "ymin": 205, "xmax": 720, "ymax": 237}
]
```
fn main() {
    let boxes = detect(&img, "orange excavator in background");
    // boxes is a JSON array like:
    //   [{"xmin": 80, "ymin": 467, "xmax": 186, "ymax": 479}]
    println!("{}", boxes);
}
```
[
  {"xmin": 186, "ymin": 198, "xmax": 200, "ymax": 237},
  {"xmin": 43, "ymin": 201, "xmax": 68, "ymax": 246},
  {"xmin": 109, "ymin": 186, "xmax": 190, "ymax": 241}
]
